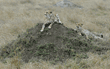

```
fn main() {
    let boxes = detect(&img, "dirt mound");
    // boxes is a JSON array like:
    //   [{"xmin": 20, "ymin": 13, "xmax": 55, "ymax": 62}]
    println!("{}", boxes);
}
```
[{"xmin": 0, "ymin": 23, "xmax": 109, "ymax": 63}]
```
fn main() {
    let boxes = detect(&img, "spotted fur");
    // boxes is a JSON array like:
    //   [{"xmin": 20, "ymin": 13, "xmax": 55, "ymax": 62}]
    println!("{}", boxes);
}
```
[{"xmin": 40, "ymin": 10, "xmax": 62, "ymax": 32}]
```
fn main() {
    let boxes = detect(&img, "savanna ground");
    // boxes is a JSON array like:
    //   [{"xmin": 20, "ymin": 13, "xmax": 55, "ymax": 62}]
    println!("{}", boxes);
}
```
[{"xmin": 0, "ymin": 0, "xmax": 110, "ymax": 69}]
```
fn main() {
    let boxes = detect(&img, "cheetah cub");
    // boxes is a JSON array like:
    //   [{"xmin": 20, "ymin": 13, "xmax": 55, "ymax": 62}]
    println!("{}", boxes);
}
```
[
  {"xmin": 76, "ymin": 23, "xmax": 103, "ymax": 40},
  {"xmin": 40, "ymin": 10, "xmax": 62, "ymax": 32},
  {"xmin": 76, "ymin": 23, "xmax": 89, "ymax": 39}
]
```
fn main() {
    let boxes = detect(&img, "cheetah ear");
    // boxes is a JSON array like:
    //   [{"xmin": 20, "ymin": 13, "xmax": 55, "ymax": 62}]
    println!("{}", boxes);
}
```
[
  {"xmin": 81, "ymin": 24, "xmax": 83, "ymax": 26},
  {"xmin": 75, "ymin": 23, "xmax": 79, "ymax": 26},
  {"xmin": 76, "ymin": 23, "xmax": 81, "ymax": 26},
  {"xmin": 44, "ymin": 11, "xmax": 48, "ymax": 15},
  {"xmin": 78, "ymin": 24, "xmax": 80, "ymax": 26},
  {"xmin": 50, "ymin": 11, "xmax": 52, "ymax": 13}
]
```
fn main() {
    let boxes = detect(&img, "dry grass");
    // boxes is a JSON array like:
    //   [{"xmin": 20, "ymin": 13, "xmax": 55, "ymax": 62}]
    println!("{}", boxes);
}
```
[
  {"xmin": 0, "ymin": 0, "xmax": 110, "ymax": 69},
  {"xmin": 0, "ymin": 51, "xmax": 110, "ymax": 69}
]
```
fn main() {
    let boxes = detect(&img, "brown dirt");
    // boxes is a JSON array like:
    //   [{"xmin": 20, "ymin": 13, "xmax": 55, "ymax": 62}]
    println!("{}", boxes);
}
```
[{"xmin": 0, "ymin": 23, "xmax": 110, "ymax": 63}]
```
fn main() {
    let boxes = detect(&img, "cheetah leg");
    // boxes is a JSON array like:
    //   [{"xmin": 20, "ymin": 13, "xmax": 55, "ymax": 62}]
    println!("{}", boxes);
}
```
[
  {"xmin": 40, "ymin": 23, "xmax": 46, "ymax": 32},
  {"xmin": 48, "ymin": 22, "xmax": 54, "ymax": 29},
  {"xmin": 86, "ymin": 35, "xmax": 89, "ymax": 39},
  {"xmin": 41, "ymin": 18, "xmax": 50, "ymax": 32},
  {"xmin": 56, "ymin": 14, "xmax": 62, "ymax": 24}
]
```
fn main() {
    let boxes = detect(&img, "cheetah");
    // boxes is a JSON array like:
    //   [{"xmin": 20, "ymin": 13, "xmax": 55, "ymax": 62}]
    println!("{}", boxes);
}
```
[
  {"xmin": 76, "ymin": 23, "xmax": 103, "ymax": 40},
  {"xmin": 40, "ymin": 10, "xmax": 62, "ymax": 32}
]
